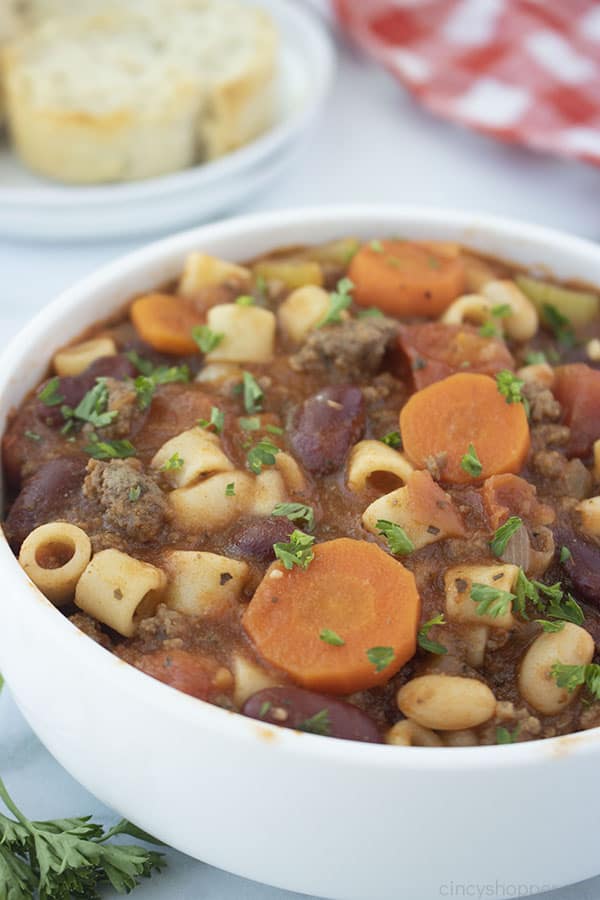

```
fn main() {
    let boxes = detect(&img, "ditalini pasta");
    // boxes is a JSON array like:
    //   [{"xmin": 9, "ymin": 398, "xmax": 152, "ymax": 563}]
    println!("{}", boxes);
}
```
[{"xmin": 6, "ymin": 234, "xmax": 600, "ymax": 746}]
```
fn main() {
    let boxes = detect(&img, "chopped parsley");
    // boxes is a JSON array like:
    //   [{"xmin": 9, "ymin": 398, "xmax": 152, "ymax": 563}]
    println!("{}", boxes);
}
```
[
  {"xmin": 479, "ymin": 321, "xmax": 499, "ymax": 338},
  {"xmin": 161, "ymin": 452, "xmax": 184, "ymax": 471},
  {"xmin": 417, "ymin": 613, "xmax": 447, "ymax": 655},
  {"xmin": 542, "ymin": 303, "xmax": 575, "ymax": 346},
  {"xmin": 492, "ymin": 303, "xmax": 511, "ymax": 319},
  {"xmin": 319, "ymin": 629, "xmax": 345, "ymax": 647},
  {"xmin": 239, "ymin": 416, "xmax": 260, "ymax": 431},
  {"xmin": 376, "ymin": 519, "xmax": 414, "ymax": 556},
  {"xmin": 357, "ymin": 307, "xmax": 385, "ymax": 319},
  {"xmin": 380, "ymin": 430, "xmax": 402, "ymax": 449},
  {"xmin": 235, "ymin": 295, "xmax": 255, "ymax": 306},
  {"xmin": 198, "ymin": 405, "xmax": 224, "ymax": 434},
  {"xmin": 535, "ymin": 619, "xmax": 565, "ymax": 633},
  {"xmin": 524, "ymin": 350, "xmax": 547, "ymax": 365},
  {"xmin": 560, "ymin": 545, "xmax": 572, "ymax": 564},
  {"xmin": 317, "ymin": 277, "xmax": 354, "ymax": 327},
  {"xmin": 460, "ymin": 443, "xmax": 482, "ymax": 478},
  {"xmin": 470, "ymin": 583, "xmax": 516, "ymax": 619},
  {"xmin": 495, "ymin": 370, "xmax": 529, "ymax": 413},
  {"xmin": 24, "ymin": 430, "xmax": 41, "ymax": 442},
  {"xmin": 366, "ymin": 646, "xmax": 395, "ymax": 673},
  {"xmin": 242, "ymin": 371, "xmax": 263, "ymax": 414},
  {"xmin": 490, "ymin": 516, "xmax": 523, "ymax": 557},
  {"xmin": 273, "ymin": 529, "xmax": 315, "ymax": 570},
  {"xmin": 369, "ymin": 239, "xmax": 383, "ymax": 253},
  {"xmin": 265, "ymin": 423, "xmax": 284, "ymax": 435},
  {"xmin": 129, "ymin": 484, "xmax": 141, "ymax": 502},
  {"xmin": 192, "ymin": 325, "xmax": 224, "ymax": 354},
  {"xmin": 272, "ymin": 502, "xmax": 315, "ymax": 531},
  {"xmin": 225, "ymin": 482, "xmax": 235, "ymax": 497},
  {"xmin": 62, "ymin": 378, "xmax": 118, "ymax": 429},
  {"xmin": 496, "ymin": 725, "xmax": 520, "ymax": 744},
  {"xmin": 247, "ymin": 439, "xmax": 280, "ymax": 474},
  {"xmin": 38, "ymin": 376, "xmax": 64, "ymax": 407},
  {"xmin": 258, "ymin": 700, "xmax": 272, "ymax": 718},
  {"xmin": 84, "ymin": 436, "xmax": 136, "ymax": 460},
  {"xmin": 297, "ymin": 708, "xmax": 331, "ymax": 736},
  {"xmin": 551, "ymin": 663, "xmax": 600, "ymax": 699},
  {"xmin": 130, "ymin": 357, "xmax": 190, "ymax": 410}
]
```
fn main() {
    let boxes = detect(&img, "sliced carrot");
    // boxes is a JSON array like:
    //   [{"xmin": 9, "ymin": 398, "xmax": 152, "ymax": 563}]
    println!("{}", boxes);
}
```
[
  {"xmin": 398, "ymin": 322, "xmax": 515, "ymax": 390},
  {"xmin": 130, "ymin": 292, "xmax": 204, "ymax": 355},
  {"xmin": 348, "ymin": 240, "xmax": 466, "ymax": 317},
  {"xmin": 483, "ymin": 474, "xmax": 555, "ymax": 530},
  {"xmin": 400, "ymin": 373, "xmax": 530, "ymax": 485},
  {"xmin": 243, "ymin": 538, "xmax": 420, "ymax": 695}
]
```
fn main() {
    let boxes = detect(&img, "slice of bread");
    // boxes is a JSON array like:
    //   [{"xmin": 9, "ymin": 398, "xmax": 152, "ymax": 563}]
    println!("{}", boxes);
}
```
[{"xmin": 2, "ymin": 0, "xmax": 278, "ymax": 183}]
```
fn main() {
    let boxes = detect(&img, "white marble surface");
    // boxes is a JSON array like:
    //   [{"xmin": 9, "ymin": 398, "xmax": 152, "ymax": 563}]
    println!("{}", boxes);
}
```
[{"xmin": 2, "ymin": 4, "xmax": 600, "ymax": 898}]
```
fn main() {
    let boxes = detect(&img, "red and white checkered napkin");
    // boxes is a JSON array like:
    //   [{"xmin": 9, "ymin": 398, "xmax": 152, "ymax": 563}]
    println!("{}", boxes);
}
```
[{"xmin": 334, "ymin": 0, "xmax": 600, "ymax": 166}]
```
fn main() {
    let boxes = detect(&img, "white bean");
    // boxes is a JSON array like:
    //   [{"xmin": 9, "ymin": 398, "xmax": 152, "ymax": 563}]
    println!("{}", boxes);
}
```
[
  {"xmin": 385, "ymin": 719, "xmax": 442, "ymax": 747},
  {"xmin": 396, "ymin": 674, "xmax": 496, "ymax": 731},
  {"xmin": 518, "ymin": 623, "xmax": 594, "ymax": 715}
]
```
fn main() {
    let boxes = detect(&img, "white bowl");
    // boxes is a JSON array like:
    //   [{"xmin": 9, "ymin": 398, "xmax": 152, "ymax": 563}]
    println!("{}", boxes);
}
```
[
  {"xmin": 1, "ymin": 207, "xmax": 599, "ymax": 900},
  {"xmin": 0, "ymin": 0, "xmax": 334, "ymax": 241}
]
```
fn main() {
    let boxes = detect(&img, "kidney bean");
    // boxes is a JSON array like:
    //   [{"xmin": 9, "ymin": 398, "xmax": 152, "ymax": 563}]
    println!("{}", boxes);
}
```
[
  {"xmin": 227, "ymin": 516, "xmax": 294, "ymax": 563},
  {"xmin": 85, "ymin": 354, "xmax": 137, "ymax": 381},
  {"xmin": 4, "ymin": 457, "xmax": 87, "ymax": 549},
  {"xmin": 242, "ymin": 686, "xmax": 382, "ymax": 743},
  {"xmin": 289, "ymin": 385, "xmax": 365, "ymax": 475},
  {"xmin": 552, "ymin": 524, "xmax": 600, "ymax": 606}
]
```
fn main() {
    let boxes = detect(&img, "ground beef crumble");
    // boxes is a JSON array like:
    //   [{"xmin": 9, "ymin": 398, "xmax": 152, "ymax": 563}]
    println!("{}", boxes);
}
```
[
  {"xmin": 290, "ymin": 317, "xmax": 399, "ymax": 381},
  {"xmin": 83, "ymin": 458, "xmax": 167, "ymax": 542}
]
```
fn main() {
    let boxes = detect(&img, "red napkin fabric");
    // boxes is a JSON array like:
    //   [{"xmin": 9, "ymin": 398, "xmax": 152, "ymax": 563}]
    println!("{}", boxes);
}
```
[{"xmin": 334, "ymin": 0, "xmax": 600, "ymax": 166}]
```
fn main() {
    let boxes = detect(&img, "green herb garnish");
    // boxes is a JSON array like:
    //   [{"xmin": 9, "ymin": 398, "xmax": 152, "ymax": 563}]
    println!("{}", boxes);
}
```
[
  {"xmin": 129, "ymin": 484, "xmax": 141, "ymax": 502},
  {"xmin": 560, "ymin": 545, "xmax": 572, "ymax": 564},
  {"xmin": 417, "ymin": 613, "xmax": 447, "ymax": 655},
  {"xmin": 247, "ymin": 439, "xmax": 280, "ymax": 475},
  {"xmin": 551, "ymin": 663, "xmax": 600, "ymax": 699},
  {"xmin": 62, "ymin": 378, "xmax": 118, "ymax": 429},
  {"xmin": 490, "ymin": 516, "xmax": 523, "ymax": 557},
  {"xmin": 496, "ymin": 725, "xmax": 520, "ymax": 744},
  {"xmin": 470, "ymin": 583, "xmax": 516, "ymax": 619},
  {"xmin": 225, "ymin": 482, "xmax": 235, "ymax": 497},
  {"xmin": 24, "ymin": 430, "xmax": 41, "ymax": 442},
  {"xmin": 495, "ymin": 370, "xmax": 529, "ymax": 413},
  {"xmin": 317, "ymin": 277, "xmax": 354, "ymax": 327},
  {"xmin": 239, "ymin": 416, "xmax": 261, "ymax": 431},
  {"xmin": 235, "ymin": 295, "xmax": 255, "ymax": 307},
  {"xmin": 273, "ymin": 529, "xmax": 315, "ymax": 570},
  {"xmin": 0, "ymin": 775, "xmax": 165, "ymax": 899},
  {"xmin": 192, "ymin": 325, "xmax": 224, "ymax": 354},
  {"xmin": 366, "ymin": 646, "xmax": 395, "ymax": 673},
  {"xmin": 242, "ymin": 372, "xmax": 263, "ymax": 414},
  {"xmin": 460, "ymin": 443, "xmax": 482, "ymax": 477},
  {"xmin": 319, "ymin": 629, "xmax": 345, "ymax": 647},
  {"xmin": 542, "ymin": 304, "xmax": 575, "ymax": 346},
  {"xmin": 297, "ymin": 708, "xmax": 331, "ymax": 736},
  {"xmin": 380, "ymin": 431, "xmax": 402, "ymax": 449},
  {"xmin": 84, "ymin": 437, "xmax": 136, "ymax": 460},
  {"xmin": 272, "ymin": 502, "xmax": 315, "ymax": 531},
  {"xmin": 356, "ymin": 308, "xmax": 384, "ymax": 319},
  {"xmin": 38, "ymin": 377, "xmax": 64, "ymax": 407},
  {"xmin": 161, "ymin": 452, "xmax": 184, "ymax": 472},
  {"xmin": 376, "ymin": 519, "xmax": 414, "ymax": 556},
  {"xmin": 198, "ymin": 405, "xmax": 224, "ymax": 434}
]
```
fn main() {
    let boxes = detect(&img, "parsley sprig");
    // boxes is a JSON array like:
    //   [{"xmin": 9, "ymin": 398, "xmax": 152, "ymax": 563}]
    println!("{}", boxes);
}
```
[
  {"xmin": 470, "ymin": 569, "xmax": 584, "ymax": 627},
  {"xmin": 192, "ymin": 325, "xmax": 224, "ymax": 354},
  {"xmin": 84, "ymin": 436, "xmax": 136, "ymax": 460},
  {"xmin": 198, "ymin": 406, "xmax": 224, "ymax": 435},
  {"xmin": 366, "ymin": 646, "xmax": 395, "ymax": 673},
  {"xmin": 242, "ymin": 372, "xmax": 263, "ymax": 414},
  {"xmin": 0, "ymin": 775, "xmax": 165, "ymax": 899},
  {"xmin": 127, "ymin": 352, "xmax": 190, "ymax": 410},
  {"xmin": 61, "ymin": 379, "xmax": 118, "ymax": 429}
]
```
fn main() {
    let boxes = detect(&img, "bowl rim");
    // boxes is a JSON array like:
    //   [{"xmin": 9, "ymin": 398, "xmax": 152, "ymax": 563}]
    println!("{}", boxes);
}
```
[
  {"xmin": 3, "ymin": 203, "xmax": 600, "ymax": 772},
  {"xmin": 0, "ymin": 0, "xmax": 335, "ymax": 208}
]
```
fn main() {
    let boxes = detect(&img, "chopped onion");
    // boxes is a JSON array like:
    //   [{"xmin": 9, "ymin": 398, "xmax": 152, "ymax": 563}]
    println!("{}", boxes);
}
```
[{"xmin": 500, "ymin": 525, "xmax": 531, "ymax": 571}]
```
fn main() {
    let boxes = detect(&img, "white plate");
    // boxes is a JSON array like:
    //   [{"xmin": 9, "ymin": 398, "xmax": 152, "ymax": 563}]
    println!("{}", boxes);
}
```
[{"xmin": 0, "ymin": 0, "xmax": 335, "ymax": 241}]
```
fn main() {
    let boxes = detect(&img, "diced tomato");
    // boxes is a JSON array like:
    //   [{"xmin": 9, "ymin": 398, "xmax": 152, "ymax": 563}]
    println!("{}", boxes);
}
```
[
  {"xmin": 398, "ymin": 322, "xmax": 515, "ymax": 390},
  {"xmin": 406, "ymin": 470, "xmax": 466, "ymax": 537},
  {"xmin": 482, "ymin": 474, "xmax": 555, "ymax": 530},
  {"xmin": 130, "ymin": 648, "xmax": 231, "ymax": 701},
  {"xmin": 553, "ymin": 363, "xmax": 600, "ymax": 458}
]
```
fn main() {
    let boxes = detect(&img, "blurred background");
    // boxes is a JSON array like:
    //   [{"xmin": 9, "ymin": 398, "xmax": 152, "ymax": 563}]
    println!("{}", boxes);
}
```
[{"xmin": 2, "ymin": 1, "xmax": 600, "ymax": 898}]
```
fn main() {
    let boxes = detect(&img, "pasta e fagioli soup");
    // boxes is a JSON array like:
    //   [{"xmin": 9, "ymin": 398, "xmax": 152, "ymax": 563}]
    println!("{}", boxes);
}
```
[{"xmin": 4, "ymin": 236, "xmax": 600, "ymax": 746}]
